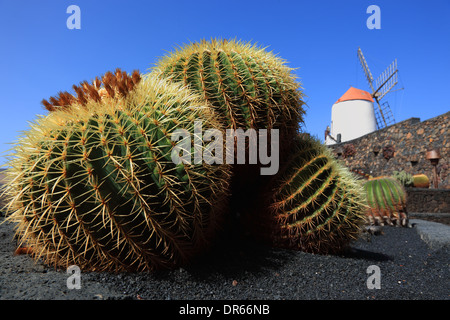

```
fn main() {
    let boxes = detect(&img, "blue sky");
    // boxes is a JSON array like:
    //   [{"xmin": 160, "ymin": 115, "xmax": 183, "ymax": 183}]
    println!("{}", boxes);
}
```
[{"xmin": 1, "ymin": 0, "xmax": 449, "ymax": 166}]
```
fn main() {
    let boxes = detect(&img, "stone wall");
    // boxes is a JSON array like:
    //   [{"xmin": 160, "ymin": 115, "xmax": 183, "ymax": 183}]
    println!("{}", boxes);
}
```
[
  {"xmin": 406, "ymin": 188, "xmax": 450, "ymax": 213},
  {"xmin": 327, "ymin": 111, "xmax": 450, "ymax": 188}
]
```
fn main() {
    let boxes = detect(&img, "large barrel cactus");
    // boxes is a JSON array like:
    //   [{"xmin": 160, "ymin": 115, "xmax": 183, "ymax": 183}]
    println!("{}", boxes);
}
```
[
  {"xmin": 2, "ymin": 71, "xmax": 231, "ymax": 271},
  {"xmin": 364, "ymin": 176, "xmax": 408, "ymax": 226},
  {"xmin": 152, "ymin": 39, "xmax": 306, "ymax": 216},
  {"xmin": 246, "ymin": 135, "xmax": 367, "ymax": 254},
  {"xmin": 153, "ymin": 39, "xmax": 305, "ymax": 136}
]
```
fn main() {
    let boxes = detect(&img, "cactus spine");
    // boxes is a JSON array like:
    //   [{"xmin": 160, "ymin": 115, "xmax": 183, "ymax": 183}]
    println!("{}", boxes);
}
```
[
  {"xmin": 247, "ymin": 135, "xmax": 367, "ymax": 254},
  {"xmin": 364, "ymin": 176, "xmax": 408, "ymax": 226},
  {"xmin": 3, "ymin": 72, "xmax": 231, "ymax": 271}
]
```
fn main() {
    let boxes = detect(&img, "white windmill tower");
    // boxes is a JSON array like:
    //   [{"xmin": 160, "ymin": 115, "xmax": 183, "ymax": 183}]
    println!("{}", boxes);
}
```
[
  {"xmin": 325, "ymin": 86, "xmax": 377, "ymax": 145},
  {"xmin": 325, "ymin": 48, "xmax": 401, "ymax": 145}
]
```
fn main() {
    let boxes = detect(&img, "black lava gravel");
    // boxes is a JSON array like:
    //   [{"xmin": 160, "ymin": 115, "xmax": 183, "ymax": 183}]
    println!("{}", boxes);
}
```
[{"xmin": 0, "ymin": 217, "xmax": 448, "ymax": 301}]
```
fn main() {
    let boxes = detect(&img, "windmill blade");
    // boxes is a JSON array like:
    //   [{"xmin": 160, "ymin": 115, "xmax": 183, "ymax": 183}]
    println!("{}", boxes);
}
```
[
  {"xmin": 374, "ymin": 59, "xmax": 398, "ymax": 101},
  {"xmin": 356, "ymin": 47, "xmax": 398, "ymax": 130},
  {"xmin": 357, "ymin": 47, "xmax": 375, "ymax": 92}
]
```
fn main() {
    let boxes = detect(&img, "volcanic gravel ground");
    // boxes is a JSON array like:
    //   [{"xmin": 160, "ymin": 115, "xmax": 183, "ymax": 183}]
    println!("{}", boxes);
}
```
[{"xmin": 0, "ymin": 216, "xmax": 448, "ymax": 301}]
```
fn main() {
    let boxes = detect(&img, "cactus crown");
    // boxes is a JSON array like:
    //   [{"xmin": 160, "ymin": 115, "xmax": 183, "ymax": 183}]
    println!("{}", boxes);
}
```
[{"xmin": 41, "ymin": 68, "xmax": 141, "ymax": 112}]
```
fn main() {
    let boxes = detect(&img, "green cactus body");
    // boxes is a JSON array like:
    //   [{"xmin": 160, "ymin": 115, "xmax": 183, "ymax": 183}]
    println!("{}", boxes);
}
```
[
  {"xmin": 364, "ymin": 176, "xmax": 408, "ymax": 226},
  {"xmin": 3, "ymin": 74, "xmax": 231, "ymax": 271},
  {"xmin": 153, "ymin": 39, "xmax": 305, "ymax": 134},
  {"xmin": 246, "ymin": 135, "xmax": 367, "ymax": 254}
]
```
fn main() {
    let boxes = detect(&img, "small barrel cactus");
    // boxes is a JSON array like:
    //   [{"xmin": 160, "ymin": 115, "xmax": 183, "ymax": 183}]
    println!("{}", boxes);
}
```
[
  {"xmin": 245, "ymin": 135, "xmax": 367, "ymax": 254},
  {"xmin": 364, "ymin": 176, "xmax": 408, "ymax": 226},
  {"xmin": 2, "ymin": 71, "xmax": 231, "ymax": 272},
  {"xmin": 413, "ymin": 174, "xmax": 430, "ymax": 188}
]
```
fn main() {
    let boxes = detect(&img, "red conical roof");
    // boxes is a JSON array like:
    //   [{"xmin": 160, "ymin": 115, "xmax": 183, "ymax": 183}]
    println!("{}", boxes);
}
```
[{"xmin": 335, "ymin": 87, "xmax": 374, "ymax": 104}]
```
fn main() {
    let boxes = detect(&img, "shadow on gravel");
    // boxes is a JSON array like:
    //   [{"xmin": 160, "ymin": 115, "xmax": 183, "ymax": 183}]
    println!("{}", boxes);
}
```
[
  {"xmin": 340, "ymin": 247, "xmax": 393, "ymax": 262},
  {"xmin": 150, "ymin": 215, "xmax": 395, "ymax": 282},
  {"xmin": 150, "ymin": 230, "xmax": 298, "ymax": 283},
  {"xmin": 194, "ymin": 241, "xmax": 294, "ymax": 277},
  {"xmin": 163, "ymin": 212, "xmax": 298, "ymax": 281}
]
